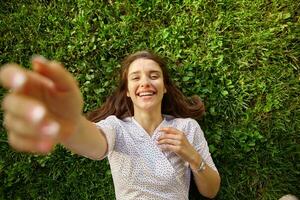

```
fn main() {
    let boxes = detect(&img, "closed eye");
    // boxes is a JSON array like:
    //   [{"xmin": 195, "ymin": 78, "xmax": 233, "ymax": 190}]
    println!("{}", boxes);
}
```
[
  {"xmin": 131, "ymin": 76, "xmax": 140, "ymax": 81},
  {"xmin": 150, "ymin": 73, "xmax": 160, "ymax": 79}
]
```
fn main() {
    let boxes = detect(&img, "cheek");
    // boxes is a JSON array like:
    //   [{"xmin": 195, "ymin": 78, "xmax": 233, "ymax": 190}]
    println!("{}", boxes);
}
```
[
  {"xmin": 152, "ymin": 80, "xmax": 165, "ymax": 91},
  {"xmin": 127, "ymin": 83, "xmax": 137, "ymax": 95}
]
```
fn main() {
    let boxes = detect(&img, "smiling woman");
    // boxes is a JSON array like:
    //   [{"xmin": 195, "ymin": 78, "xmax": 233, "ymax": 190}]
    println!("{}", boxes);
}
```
[
  {"xmin": 0, "ymin": 50, "xmax": 220, "ymax": 200},
  {"xmin": 88, "ymin": 51, "xmax": 205, "ymax": 122},
  {"xmin": 126, "ymin": 58, "xmax": 166, "ymax": 114},
  {"xmin": 88, "ymin": 51, "xmax": 221, "ymax": 199}
]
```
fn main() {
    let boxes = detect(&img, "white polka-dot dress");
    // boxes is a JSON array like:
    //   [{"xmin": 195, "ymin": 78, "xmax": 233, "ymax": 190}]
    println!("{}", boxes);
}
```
[{"xmin": 95, "ymin": 115, "xmax": 218, "ymax": 200}]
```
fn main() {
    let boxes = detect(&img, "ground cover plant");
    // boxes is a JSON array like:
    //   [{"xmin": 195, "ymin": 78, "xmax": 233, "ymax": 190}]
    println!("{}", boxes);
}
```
[{"xmin": 0, "ymin": 0, "xmax": 299, "ymax": 199}]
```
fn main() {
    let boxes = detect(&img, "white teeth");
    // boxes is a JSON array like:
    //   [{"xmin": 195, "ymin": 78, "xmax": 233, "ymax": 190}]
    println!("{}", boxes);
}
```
[{"xmin": 138, "ymin": 92, "xmax": 154, "ymax": 97}]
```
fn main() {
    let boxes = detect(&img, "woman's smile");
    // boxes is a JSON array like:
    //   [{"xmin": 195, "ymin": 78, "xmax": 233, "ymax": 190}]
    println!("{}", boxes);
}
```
[{"xmin": 127, "ymin": 58, "xmax": 166, "ymax": 112}]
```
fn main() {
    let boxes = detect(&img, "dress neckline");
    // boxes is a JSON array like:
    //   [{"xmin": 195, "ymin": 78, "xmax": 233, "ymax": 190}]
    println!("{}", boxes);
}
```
[{"xmin": 131, "ymin": 116, "xmax": 166, "ymax": 139}]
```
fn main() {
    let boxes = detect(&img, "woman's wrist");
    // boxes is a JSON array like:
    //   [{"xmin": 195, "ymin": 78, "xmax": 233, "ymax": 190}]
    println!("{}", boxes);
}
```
[
  {"xmin": 59, "ymin": 115, "xmax": 85, "ymax": 145},
  {"xmin": 189, "ymin": 151, "xmax": 202, "ymax": 171}
]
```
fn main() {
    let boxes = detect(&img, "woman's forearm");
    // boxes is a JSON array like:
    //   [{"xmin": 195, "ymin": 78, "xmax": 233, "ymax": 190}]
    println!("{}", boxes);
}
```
[
  {"xmin": 190, "ymin": 154, "xmax": 221, "ymax": 199},
  {"xmin": 61, "ymin": 116, "xmax": 108, "ymax": 160}
]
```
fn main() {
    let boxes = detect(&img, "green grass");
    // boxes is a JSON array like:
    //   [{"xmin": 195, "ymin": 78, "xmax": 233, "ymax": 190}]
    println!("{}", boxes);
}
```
[{"xmin": 0, "ymin": 0, "xmax": 299, "ymax": 199}]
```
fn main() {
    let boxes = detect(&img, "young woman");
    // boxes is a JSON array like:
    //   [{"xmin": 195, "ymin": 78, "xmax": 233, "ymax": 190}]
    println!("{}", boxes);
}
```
[{"xmin": 0, "ymin": 51, "xmax": 220, "ymax": 199}]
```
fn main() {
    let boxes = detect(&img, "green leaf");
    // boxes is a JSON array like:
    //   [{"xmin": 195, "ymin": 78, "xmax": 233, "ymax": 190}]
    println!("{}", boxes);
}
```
[
  {"xmin": 283, "ymin": 12, "xmax": 291, "ymax": 19},
  {"xmin": 182, "ymin": 76, "xmax": 190, "ymax": 81},
  {"xmin": 221, "ymin": 90, "xmax": 229, "ymax": 96}
]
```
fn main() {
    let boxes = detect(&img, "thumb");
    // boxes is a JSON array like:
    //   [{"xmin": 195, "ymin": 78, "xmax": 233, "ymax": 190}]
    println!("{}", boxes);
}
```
[{"xmin": 32, "ymin": 56, "xmax": 78, "ymax": 92}]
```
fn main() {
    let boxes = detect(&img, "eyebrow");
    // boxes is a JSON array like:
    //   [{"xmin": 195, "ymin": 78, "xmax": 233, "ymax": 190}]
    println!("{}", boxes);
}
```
[{"xmin": 129, "ymin": 70, "xmax": 162, "ymax": 76}]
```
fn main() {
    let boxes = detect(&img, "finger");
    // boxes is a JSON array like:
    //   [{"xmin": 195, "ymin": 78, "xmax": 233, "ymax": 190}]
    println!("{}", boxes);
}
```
[
  {"xmin": 4, "ymin": 113, "xmax": 35, "ymax": 136},
  {"xmin": 158, "ymin": 132, "xmax": 180, "ymax": 140},
  {"xmin": 4, "ymin": 113, "xmax": 59, "ymax": 138},
  {"xmin": 157, "ymin": 138, "xmax": 181, "ymax": 146},
  {"xmin": 159, "ymin": 144, "xmax": 180, "ymax": 152},
  {"xmin": 0, "ymin": 64, "xmax": 54, "ymax": 94},
  {"xmin": 0, "ymin": 64, "xmax": 27, "ymax": 91},
  {"xmin": 32, "ymin": 56, "xmax": 78, "ymax": 92},
  {"xmin": 2, "ymin": 93, "xmax": 46, "ymax": 124},
  {"xmin": 8, "ymin": 131, "xmax": 54, "ymax": 154},
  {"xmin": 160, "ymin": 127, "xmax": 182, "ymax": 135}
]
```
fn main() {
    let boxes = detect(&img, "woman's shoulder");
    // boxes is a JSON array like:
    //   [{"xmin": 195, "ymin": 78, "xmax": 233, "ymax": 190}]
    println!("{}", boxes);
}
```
[
  {"xmin": 95, "ymin": 115, "xmax": 126, "ymax": 126},
  {"xmin": 96, "ymin": 115, "xmax": 127, "ymax": 121},
  {"xmin": 165, "ymin": 115, "xmax": 203, "ymax": 140},
  {"xmin": 164, "ymin": 114, "xmax": 199, "ymax": 127}
]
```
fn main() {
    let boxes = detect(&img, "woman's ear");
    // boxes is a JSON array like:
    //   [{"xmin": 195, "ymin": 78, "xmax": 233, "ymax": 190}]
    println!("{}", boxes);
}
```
[
  {"xmin": 164, "ymin": 88, "xmax": 167, "ymax": 94},
  {"xmin": 127, "ymin": 91, "xmax": 130, "ymax": 97}
]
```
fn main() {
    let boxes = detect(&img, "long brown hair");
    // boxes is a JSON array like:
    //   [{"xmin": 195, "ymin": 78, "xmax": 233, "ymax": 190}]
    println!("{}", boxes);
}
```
[{"xmin": 87, "ymin": 50, "xmax": 205, "ymax": 122}]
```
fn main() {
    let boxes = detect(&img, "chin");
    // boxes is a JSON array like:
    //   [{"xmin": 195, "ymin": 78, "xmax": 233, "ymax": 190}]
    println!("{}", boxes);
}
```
[
  {"xmin": 140, "ymin": 105, "xmax": 156, "ymax": 111},
  {"xmin": 135, "ymin": 102, "xmax": 161, "ymax": 112}
]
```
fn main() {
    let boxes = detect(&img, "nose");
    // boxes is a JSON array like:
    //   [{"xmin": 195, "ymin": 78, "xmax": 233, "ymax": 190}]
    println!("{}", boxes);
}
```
[{"xmin": 140, "ymin": 76, "xmax": 151, "ymax": 87}]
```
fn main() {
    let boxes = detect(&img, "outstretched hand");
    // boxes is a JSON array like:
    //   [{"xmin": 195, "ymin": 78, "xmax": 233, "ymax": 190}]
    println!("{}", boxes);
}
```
[{"xmin": 0, "ymin": 56, "xmax": 83, "ymax": 154}]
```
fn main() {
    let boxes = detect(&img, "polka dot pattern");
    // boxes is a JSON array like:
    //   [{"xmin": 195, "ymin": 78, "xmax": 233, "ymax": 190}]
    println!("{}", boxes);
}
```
[{"xmin": 95, "ymin": 115, "xmax": 218, "ymax": 200}]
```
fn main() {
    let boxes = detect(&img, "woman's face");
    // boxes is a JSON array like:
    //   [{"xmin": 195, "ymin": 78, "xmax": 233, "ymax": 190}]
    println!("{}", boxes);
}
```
[{"xmin": 127, "ymin": 58, "xmax": 166, "ymax": 113}]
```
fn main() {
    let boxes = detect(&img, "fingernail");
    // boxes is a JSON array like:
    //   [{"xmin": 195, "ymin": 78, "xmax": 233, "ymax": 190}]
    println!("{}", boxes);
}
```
[
  {"xmin": 11, "ymin": 73, "xmax": 26, "ymax": 90},
  {"xmin": 32, "ymin": 55, "xmax": 48, "ymax": 63},
  {"xmin": 41, "ymin": 121, "xmax": 60, "ymax": 137},
  {"xmin": 30, "ymin": 106, "xmax": 46, "ymax": 123}
]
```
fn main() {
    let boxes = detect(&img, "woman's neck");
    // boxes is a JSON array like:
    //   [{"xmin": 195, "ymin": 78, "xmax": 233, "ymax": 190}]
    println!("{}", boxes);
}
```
[{"xmin": 133, "ymin": 110, "xmax": 163, "ymax": 136}]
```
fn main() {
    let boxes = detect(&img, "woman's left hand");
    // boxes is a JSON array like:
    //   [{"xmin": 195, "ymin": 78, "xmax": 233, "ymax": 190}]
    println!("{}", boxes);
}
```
[{"xmin": 157, "ymin": 127, "xmax": 201, "ymax": 169}]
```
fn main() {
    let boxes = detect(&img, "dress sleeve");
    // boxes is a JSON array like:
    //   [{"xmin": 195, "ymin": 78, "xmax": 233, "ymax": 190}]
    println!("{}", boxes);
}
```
[
  {"xmin": 189, "ymin": 119, "xmax": 218, "ymax": 172},
  {"xmin": 94, "ymin": 115, "xmax": 118, "ymax": 157}
]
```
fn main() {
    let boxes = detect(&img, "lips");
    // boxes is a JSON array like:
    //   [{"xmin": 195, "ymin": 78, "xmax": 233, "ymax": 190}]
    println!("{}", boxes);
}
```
[{"xmin": 137, "ymin": 91, "xmax": 156, "ymax": 97}]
